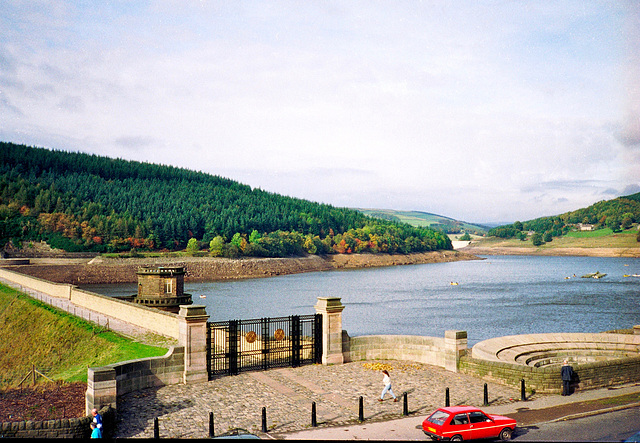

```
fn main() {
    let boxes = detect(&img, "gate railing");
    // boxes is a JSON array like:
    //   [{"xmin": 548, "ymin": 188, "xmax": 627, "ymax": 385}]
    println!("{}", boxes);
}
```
[{"xmin": 207, "ymin": 314, "xmax": 322, "ymax": 378}]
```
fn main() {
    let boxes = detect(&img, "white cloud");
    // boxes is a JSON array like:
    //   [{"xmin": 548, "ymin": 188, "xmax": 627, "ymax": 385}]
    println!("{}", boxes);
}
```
[{"xmin": 1, "ymin": 1, "xmax": 637, "ymax": 223}]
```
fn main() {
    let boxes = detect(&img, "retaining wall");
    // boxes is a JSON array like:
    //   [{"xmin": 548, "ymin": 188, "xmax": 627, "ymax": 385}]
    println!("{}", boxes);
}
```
[
  {"xmin": 459, "ymin": 354, "xmax": 640, "ymax": 394},
  {"xmin": 86, "ymin": 347, "xmax": 185, "ymax": 413},
  {"xmin": 0, "ymin": 268, "xmax": 180, "ymax": 339},
  {"xmin": 0, "ymin": 406, "xmax": 113, "ymax": 439},
  {"xmin": 344, "ymin": 333, "xmax": 446, "ymax": 367}
]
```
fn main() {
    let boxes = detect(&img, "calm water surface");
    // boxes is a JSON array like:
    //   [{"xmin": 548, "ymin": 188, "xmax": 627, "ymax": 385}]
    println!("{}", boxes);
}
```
[{"xmin": 83, "ymin": 255, "xmax": 640, "ymax": 345}]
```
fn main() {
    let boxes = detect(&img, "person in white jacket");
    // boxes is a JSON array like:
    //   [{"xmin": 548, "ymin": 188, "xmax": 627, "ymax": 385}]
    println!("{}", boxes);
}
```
[{"xmin": 379, "ymin": 370, "xmax": 398, "ymax": 402}]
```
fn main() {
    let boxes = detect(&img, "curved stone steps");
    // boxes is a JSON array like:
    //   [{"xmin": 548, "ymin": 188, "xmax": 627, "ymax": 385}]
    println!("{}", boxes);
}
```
[{"xmin": 472, "ymin": 333, "xmax": 640, "ymax": 366}]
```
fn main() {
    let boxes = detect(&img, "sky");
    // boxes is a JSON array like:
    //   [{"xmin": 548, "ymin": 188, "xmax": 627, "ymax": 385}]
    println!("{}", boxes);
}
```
[{"xmin": 1, "ymin": 1, "xmax": 639, "ymax": 224}]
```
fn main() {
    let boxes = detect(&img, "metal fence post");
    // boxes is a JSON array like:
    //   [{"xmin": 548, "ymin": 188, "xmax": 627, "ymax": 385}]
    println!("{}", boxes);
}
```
[
  {"xmin": 209, "ymin": 412, "xmax": 214, "ymax": 438},
  {"xmin": 445, "ymin": 387, "xmax": 450, "ymax": 407},
  {"xmin": 261, "ymin": 407, "xmax": 267, "ymax": 433},
  {"xmin": 153, "ymin": 417, "xmax": 159, "ymax": 439},
  {"xmin": 358, "ymin": 396, "xmax": 364, "ymax": 422},
  {"xmin": 521, "ymin": 379, "xmax": 526, "ymax": 401}
]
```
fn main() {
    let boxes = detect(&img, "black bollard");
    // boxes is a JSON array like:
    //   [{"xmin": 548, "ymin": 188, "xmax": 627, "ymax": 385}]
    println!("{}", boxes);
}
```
[
  {"xmin": 153, "ymin": 417, "xmax": 159, "ymax": 439},
  {"xmin": 209, "ymin": 412, "xmax": 215, "ymax": 438},
  {"xmin": 262, "ymin": 407, "xmax": 267, "ymax": 433},
  {"xmin": 311, "ymin": 402, "xmax": 317, "ymax": 427},
  {"xmin": 445, "ymin": 387, "xmax": 450, "ymax": 407},
  {"xmin": 483, "ymin": 383, "xmax": 489, "ymax": 406},
  {"xmin": 521, "ymin": 379, "xmax": 526, "ymax": 401},
  {"xmin": 403, "ymin": 392, "xmax": 408, "ymax": 416},
  {"xmin": 359, "ymin": 396, "xmax": 364, "ymax": 422}
]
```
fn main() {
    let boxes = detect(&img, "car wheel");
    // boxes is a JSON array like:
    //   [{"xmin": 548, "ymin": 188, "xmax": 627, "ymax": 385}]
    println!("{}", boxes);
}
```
[
  {"xmin": 498, "ymin": 427, "xmax": 512, "ymax": 441},
  {"xmin": 450, "ymin": 435, "xmax": 463, "ymax": 442}
]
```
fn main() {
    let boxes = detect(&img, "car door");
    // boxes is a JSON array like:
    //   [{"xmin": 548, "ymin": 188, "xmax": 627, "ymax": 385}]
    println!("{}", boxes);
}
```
[
  {"xmin": 447, "ymin": 413, "xmax": 472, "ymax": 440},
  {"xmin": 468, "ymin": 410, "xmax": 497, "ymax": 440}
]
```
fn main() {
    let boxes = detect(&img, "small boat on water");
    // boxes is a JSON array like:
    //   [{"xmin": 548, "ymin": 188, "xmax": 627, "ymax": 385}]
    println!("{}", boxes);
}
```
[
  {"xmin": 450, "ymin": 282, "xmax": 459, "ymax": 286},
  {"xmin": 581, "ymin": 271, "xmax": 607, "ymax": 279},
  {"xmin": 199, "ymin": 294, "xmax": 207, "ymax": 299}
]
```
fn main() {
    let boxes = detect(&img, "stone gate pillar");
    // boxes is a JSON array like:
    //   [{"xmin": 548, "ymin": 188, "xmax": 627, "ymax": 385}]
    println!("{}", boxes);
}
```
[
  {"xmin": 315, "ymin": 297, "xmax": 345, "ymax": 365},
  {"xmin": 178, "ymin": 304, "xmax": 209, "ymax": 384},
  {"xmin": 86, "ymin": 367, "xmax": 116, "ymax": 414},
  {"xmin": 444, "ymin": 330, "xmax": 468, "ymax": 373}
]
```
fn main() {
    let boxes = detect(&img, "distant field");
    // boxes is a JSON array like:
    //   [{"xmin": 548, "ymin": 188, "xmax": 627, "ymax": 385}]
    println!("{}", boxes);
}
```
[
  {"xmin": 472, "ymin": 229, "xmax": 639, "ymax": 249},
  {"xmin": 357, "ymin": 208, "xmax": 488, "ymax": 233},
  {"xmin": 565, "ymin": 228, "xmax": 617, "ymax": 238},
  {"xmin": 0, "ymin": 284, "xmax": 167, "ymax": 387}
]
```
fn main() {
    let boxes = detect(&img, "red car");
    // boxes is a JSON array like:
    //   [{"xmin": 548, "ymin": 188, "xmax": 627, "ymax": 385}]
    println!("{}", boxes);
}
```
[{"xmin": 422, "ymin": 406, "xmax": 516, "ymax": 441}]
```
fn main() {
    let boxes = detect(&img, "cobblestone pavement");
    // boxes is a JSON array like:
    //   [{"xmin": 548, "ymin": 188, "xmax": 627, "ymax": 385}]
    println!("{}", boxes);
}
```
[{"xmin": 115, "ymin": 359, "xmax": 541, "ymax": 439}]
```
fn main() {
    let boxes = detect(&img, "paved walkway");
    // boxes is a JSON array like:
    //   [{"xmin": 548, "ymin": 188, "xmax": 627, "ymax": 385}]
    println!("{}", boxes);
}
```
[
  {"xmin": 114, "ymin": 359, "xmax": 533, "ymax": 439},
  {"xmin": 283, "ymin": 382, "xmax": 640, "ymax": 440}
]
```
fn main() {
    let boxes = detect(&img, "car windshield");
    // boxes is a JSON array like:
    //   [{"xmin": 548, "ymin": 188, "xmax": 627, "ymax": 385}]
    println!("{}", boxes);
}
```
[{"xmin": 426, "ymin": 410, "xmax": 450, "ymax": 426}]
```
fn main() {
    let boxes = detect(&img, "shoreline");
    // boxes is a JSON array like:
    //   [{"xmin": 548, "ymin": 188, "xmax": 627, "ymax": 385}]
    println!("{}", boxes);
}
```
[
  {"xmin": 3, "ymin": 245, "xmax": 637, "ymax": 286},
  {"xmin": 2, "ymin": 250, "xmax": 481, "ymax": 285},
  {"xmin": 460, "ymin": 245, "xmax": 640, "ymax": 258}
]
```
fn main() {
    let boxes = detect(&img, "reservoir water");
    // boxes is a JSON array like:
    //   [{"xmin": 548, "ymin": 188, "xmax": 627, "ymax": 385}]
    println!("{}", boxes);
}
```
[{"xmin": 82, "ymin": 255, "xmax": 640, "ymax": 345}]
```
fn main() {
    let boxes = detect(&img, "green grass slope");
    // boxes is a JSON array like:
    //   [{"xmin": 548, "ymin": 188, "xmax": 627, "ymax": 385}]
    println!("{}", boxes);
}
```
[
  {"xmin": 0, "ymin": 284, "xmax": 167, "ymax": 387},
  {"xmin": 356, "ymin": 208, "xmax": 488, "ymax": 234}
]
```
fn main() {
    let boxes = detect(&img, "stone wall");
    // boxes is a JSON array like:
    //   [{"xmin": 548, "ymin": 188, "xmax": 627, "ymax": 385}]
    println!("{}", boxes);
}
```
[
  {"xmin": 344, "ymin": 333, "xmax": 447, "ymax": 367},
  {"xmin": 71, "ymin": 287, "xmax": 180, "ymax": 339},
  {"xmin": 86, "ymin": 347, "xmax": 185, "ymax": 413},
  {"xmin": 0, "ymin": 268, "xmax": 181, "ymax": 339},
  {"xmin": 0, "ymin": 406, "xmax": 113, "ymax": 439},
  {"xmin": 342, "ymin": 331, "xmax": 469, "ymax": 372},
  {"xmin": 459, "ymin": 355, "xmax": 640, "ymax": 394}
]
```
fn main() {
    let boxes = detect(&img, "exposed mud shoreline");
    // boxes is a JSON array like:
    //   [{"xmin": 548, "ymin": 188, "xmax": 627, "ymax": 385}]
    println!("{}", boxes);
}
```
[
  {"xmin": 3, "ymin": 250, "xmax": 480, "ymax": 285},
  {"xmin": 461, "ymin": 245, "xmax": 640, "ymax": 258}
]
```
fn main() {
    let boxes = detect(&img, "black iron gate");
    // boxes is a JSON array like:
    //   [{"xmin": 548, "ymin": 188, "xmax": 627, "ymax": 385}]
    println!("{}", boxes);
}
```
[{"xmin": 207, "ymin": 314, "xmax": 322, "ymax": 378}]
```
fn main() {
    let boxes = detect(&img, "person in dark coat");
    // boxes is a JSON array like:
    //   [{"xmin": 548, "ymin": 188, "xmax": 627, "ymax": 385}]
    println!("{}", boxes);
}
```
[{"xmin": 561, "ymin": 359, "xmax": 574, "ymax": 396}]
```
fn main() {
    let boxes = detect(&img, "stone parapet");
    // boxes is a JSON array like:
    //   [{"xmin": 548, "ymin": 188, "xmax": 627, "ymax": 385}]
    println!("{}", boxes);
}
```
[
  {"xmin": 344, "ymin": 333, "xmax": 447, "ymax": 367},
  {"xmin": 459, "ymin": 354, "xmax": 640, "ymax": 394},
  {"xmin": 0, "ymin": 268, "xmax": 181, "ymax": 339},
  {"xmin": 85, "ymin": 347, "xmax": 185, "ymax": 414},
  {"xmin": 0, "ymin": 406, "xmax": 113, "ymax": 439}
]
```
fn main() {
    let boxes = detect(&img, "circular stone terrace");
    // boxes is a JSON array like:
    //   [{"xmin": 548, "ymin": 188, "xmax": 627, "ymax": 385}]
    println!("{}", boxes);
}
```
[{"xmin": 471, "ymin": 332, "xmax": 640, "ymax": 368}]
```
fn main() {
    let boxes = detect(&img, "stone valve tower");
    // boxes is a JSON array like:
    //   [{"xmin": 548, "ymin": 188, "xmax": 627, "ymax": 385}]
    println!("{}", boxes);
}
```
[{"xmin": 132, "ymin": 265, "xmax": 192, "ymax": 313}]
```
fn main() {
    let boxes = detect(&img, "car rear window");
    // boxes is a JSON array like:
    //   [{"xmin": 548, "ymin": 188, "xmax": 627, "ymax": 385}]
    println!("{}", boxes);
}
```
[{"xmin": 426, "ymin": 410, "xmax": 450, "ymax": 426}]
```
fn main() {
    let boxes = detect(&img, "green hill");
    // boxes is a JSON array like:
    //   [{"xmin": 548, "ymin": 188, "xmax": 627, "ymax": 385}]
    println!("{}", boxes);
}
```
[
  {"xmin": 486, "ymin": 193, "xmax": 640, "ymax": 244},
  {"xmin": 0, "ymin": 283, "xmax": 167, "ymax": 387},
  {"xmin": 0, "ymin": 142, "xmax": 451, "ymax": 256},
  {"xmin": 356, "ymin": 208, "xmax": 488, "ymax": 235}
]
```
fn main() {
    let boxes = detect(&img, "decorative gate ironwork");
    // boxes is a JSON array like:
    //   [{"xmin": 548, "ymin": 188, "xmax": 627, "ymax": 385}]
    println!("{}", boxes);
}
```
[{"xmin": 207, "ymin": 314, "xmax": 322, "ymax": 378}]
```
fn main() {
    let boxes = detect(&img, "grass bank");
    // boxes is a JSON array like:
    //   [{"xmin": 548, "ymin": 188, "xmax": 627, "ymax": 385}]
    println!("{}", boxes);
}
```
[
  {"xmin": 0, "ymin": 283, "xmax": 167, "ymax": 388},
  {"xmin": 469, "ymin": 229, "xmax": 639, "ymax": 250}
]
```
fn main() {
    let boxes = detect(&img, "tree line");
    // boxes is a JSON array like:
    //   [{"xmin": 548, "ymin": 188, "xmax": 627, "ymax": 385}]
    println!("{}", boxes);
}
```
[
  {"xmin": 487, "ymin": 193, "xmax": 640, "ymax": 243},
  {"xmin": 0, "ymin": 142, "xmax": 452, "ymax": 256}
]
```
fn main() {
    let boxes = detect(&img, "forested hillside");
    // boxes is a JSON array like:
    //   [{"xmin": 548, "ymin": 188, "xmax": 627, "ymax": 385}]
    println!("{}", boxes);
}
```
[
  {"xmin": 0, "ymin": 142, "xmax": 451, "ymax": 257},
  {"xmin": 487, "ymin": 193, "xmax": 640, "ymax": 244}
]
